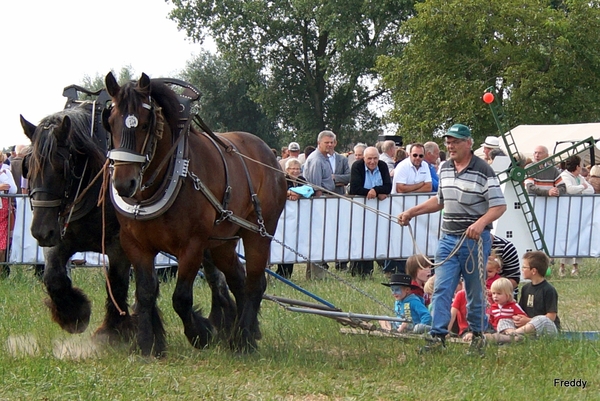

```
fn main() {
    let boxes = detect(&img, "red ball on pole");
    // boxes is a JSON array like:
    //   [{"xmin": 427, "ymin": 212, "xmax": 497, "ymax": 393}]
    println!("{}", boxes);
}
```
[{"xmin": 483, "ymin": 92, "xmax": 495, "ymax": 104}]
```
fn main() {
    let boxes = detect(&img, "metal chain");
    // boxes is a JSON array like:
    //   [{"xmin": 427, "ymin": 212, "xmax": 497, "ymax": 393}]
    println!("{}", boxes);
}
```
[{"xmin": 269, "ymin": 235, "xmax": 395, "ymax": 314}]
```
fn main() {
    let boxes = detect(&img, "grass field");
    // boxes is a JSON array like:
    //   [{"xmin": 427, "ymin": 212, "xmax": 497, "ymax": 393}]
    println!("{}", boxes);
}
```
[{"xmin": 0, "ymin": 259, "xmax": 599, "ymax": 401}]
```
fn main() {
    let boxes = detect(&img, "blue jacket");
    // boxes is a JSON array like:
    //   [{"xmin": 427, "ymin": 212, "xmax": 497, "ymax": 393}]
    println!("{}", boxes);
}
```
[{"xmin": 393, "ymin": 293, "xmax": 432, "ymax": 329}]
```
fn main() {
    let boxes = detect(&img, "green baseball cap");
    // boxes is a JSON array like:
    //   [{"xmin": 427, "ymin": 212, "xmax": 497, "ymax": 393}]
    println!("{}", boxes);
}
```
[{"xmin": 445, "ymin": 124, "xmax": 472, "ymax": 139}]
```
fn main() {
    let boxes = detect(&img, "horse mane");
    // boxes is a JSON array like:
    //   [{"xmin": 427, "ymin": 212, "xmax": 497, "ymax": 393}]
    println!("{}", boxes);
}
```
[
  {"xmin": 116, "ymin": 79, "xmax": 181, "ymax": 137},
  {"xmin": 29, "ymin": 104, "xmax": 105, "ymax": 181}
]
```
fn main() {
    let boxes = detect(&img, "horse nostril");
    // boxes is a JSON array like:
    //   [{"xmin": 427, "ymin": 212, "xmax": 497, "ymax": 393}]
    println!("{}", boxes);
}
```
[{"xmin": 129, "ymin": 179, "xmax": 138, "ymax": 196}]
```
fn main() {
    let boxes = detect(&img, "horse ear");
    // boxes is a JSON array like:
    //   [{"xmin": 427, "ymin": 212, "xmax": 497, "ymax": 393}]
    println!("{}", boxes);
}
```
[
  {"xmin": 55, "ymin": 116, "xmax": 72, "ymax": 144},
  {"xmin": 138, "ymin": 73, "xmax": 151, "ymax": 92},
  {"xmin": 105, "ymin": 72, "xmax": 120, "ymax": 97},
  {"xmin": 20, "ymin": 115, "xmax": 37, "ymax": 140}
]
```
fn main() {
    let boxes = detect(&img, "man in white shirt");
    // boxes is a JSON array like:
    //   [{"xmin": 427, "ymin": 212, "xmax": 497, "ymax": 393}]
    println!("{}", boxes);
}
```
[{"xmin": 391, "ymin": 143, "xmax": 432, "ymax": 194}]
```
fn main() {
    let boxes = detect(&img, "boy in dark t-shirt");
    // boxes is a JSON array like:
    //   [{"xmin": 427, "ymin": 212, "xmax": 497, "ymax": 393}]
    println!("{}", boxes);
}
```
[{"xmin": 507, "ymin": 251, "xmax": 560, "ymax": 336}]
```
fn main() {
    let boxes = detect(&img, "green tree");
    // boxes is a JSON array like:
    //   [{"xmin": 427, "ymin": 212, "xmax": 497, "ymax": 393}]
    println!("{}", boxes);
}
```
[
  {"xmin": 179, "ymin": 52, "xmax": 278, "ymax": 147},
  {"xmin": 168, "ymin": 0, "xmax": 417, "ymax": 149},
  {"xmin": 377, "ymin": 0, "xmax": 600, "ymax": 145}
]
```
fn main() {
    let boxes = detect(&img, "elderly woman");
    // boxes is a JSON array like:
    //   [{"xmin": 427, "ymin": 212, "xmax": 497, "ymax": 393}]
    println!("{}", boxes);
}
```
[
  {"xmin": 276, "ymin": 158, "xmax": 307, "ymax": 278},
  {"xmin": 283, "ymin": 158, "xmax": 306, "ymax": 201}
]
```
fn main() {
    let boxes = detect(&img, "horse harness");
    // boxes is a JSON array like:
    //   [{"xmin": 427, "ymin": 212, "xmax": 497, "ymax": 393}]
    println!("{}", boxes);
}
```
[
  {"xmin": 107, "ymin": 80, "xmax": 268, "ymax": 237},
  {"xmin": 189, "ymin": 116, "xmax": 268, "ymax": 236}
]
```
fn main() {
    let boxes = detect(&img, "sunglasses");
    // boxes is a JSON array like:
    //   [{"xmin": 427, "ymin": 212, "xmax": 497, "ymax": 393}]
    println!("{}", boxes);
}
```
[{"xmin": 412, "ymin": 154, "xmax": 424, "ymax": 158}]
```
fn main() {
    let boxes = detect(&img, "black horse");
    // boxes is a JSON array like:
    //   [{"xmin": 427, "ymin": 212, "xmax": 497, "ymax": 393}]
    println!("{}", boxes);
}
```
[{"xmin": 20, "ymin": 103, "xmax": 135, "ymax": 342}]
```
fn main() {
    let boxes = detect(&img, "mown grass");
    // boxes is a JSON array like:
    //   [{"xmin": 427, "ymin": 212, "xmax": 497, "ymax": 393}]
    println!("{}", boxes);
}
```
[{"xmin": 0, "ymin": 259, "xmax": 599, "ymax": 401}]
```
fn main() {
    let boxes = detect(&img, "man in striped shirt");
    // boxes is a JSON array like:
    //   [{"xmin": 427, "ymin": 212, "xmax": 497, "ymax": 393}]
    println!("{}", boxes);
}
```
[
  {"xmin": 492, "ymin": 235, "xmax": 521, "ymax": 299},
  {"xmin": 524, "ymin": 146, "xmax": 566, "ymax": 196},
  {"xmin": 398, "ymin": 124, "xmax": 506, "ymax": 354}
]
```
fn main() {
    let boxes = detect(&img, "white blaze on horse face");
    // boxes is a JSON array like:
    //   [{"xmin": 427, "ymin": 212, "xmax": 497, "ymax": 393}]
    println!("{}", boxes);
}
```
[{"xmin": 125, "ymin": 115, "xmax": 138, "ymax": 129}]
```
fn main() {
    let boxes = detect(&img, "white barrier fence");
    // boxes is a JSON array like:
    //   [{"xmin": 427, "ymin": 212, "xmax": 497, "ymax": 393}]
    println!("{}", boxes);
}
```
[
  {"xmin": 3, "ymin": 193, "xmax": 599, "ymax": 267},
  {"xmin": 268, "ymin": 194, "xmax": 441, "ymax": 264},
  {"xmin": 531, "ymin": 195, "xmax": 600, "ymax": 258}
]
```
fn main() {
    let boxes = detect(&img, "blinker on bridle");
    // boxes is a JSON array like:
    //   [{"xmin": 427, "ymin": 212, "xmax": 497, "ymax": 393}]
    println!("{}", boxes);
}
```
[{"xmin": 29, "ymin": 130, "xmax": 72, "ymax": 210}]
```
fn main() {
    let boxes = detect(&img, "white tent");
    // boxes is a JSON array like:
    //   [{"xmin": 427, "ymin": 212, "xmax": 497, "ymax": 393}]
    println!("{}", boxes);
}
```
[{"xmin": 474, "ymin": 123, "xmax": 600, "ymax": 166}]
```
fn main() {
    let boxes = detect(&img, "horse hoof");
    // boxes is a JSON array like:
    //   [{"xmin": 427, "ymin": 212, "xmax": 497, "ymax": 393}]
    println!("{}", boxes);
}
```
[
  {"xmin": 93, "ymin": 321, "xmax": 135, "ymax": 345},
  {"xmin": 45, "ymin": 287, "xmax": 92, "ymax": 334},
  {"xmin": 230, "ymin": 334, "xmax": 258, "ymax": 354}
]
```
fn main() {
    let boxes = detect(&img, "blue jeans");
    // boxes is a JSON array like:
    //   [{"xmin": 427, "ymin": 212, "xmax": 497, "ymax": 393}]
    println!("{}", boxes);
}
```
[{"xmin": 430, "ymin": 231, "xmax": 491, "ymax": 336}]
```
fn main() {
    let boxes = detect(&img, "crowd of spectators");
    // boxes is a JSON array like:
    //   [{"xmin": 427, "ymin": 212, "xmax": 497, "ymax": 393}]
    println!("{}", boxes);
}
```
[{"xmin": 268, "ymin": 126, "xmax": 594, "ymax": 352}]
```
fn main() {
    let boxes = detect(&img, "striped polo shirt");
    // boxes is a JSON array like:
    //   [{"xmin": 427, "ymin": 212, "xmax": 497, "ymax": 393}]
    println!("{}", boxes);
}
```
[
  {"xmin": 524, "ymin": 164, "xmax": 566, "ymax": 195},
  {"xmin": 437, "ymin": 153, "xmax": 506, "ymax": 234}
]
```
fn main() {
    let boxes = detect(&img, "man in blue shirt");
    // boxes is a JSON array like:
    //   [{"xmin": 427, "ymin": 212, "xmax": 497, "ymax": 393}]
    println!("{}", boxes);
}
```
[
  {"xmin": 424, "ymin": 141, "xmax": 440, "ymax": 192},
  {"xmin": 348, "ymin": 146, "xmax": 391, "ymax": 276},
  {"xmin": 349, "ymin": 147, "xmax": 392, "ymax": 199}
]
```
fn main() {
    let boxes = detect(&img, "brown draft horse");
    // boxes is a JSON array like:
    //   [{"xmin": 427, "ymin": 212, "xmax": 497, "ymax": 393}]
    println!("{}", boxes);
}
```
[{"xmin": 103, "ymin": 72, "xmax": 287, "ymax": 355}]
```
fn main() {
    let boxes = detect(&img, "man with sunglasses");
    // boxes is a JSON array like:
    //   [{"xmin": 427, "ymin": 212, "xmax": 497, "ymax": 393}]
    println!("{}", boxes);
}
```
[
  {"xmin": 391, "ymin": 143, "xmax": 433, "ymax": 194},
  {"xmin": 385, "ymin": 143, "xmax": 433, "ymax": 276},
  {"xmin": 398, "ymin": 124, "xmax": 506, "ymax": 355}
]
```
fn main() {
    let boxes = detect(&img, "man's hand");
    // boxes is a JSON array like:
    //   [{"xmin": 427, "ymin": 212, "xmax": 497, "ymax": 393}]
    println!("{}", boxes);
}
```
[
  {"xmin": 377, "ymin": 193, "xmax": 388, "ymax": 201},
  {"xmin": 465, "ymin": 221, "xmax": 486, "ymax": 240},
  {"xmin": 548, "ymin": 187, "xmax": 560, "ymax": 197},
  {"xmin": 398, "ymin": 210, "xmax": 412, "ymax": 226},
  {"xmin": 366, "ymin": 189, "xmax": 377, "ymax": 199}
]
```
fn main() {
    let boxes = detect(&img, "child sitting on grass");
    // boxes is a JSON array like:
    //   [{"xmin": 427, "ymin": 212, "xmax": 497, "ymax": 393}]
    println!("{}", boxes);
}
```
[
  {"xmin": 423, "ymin": 275, "xmax": 435, "ymax": 312},
  {"xmin": 491, "ymin": 251, "xmax": 560, "ymax": 343},
  {"xmin": 405, "ymin": 254, "xmax": 433, "ymax": 306},
  {"xmin": 486, "ymin": 251, "xmax": 503, "ymax": 306},
  {"xmin": 379, "ymin": 273, "xmax": 432, "ymax": 334},
  {"xmin": 487, "ymin": 278, "xmax": 527, "ymax": 336},
  {"xmin": 448, "ymin": 280, "xmax": 469, "ymax": 338}
]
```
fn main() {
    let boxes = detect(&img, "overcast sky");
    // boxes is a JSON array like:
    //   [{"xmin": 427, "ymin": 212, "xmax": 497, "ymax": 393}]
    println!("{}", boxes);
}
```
[{"xmin": 1, "ymin": 0, "xmax": 202, "ymax": 149}]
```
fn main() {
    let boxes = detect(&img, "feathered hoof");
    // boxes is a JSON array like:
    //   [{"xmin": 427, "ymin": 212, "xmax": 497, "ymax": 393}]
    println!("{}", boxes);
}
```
[
  {"xmin": 45, "ymin": 287, "xmax": 91, "ymax": 334},
  {"xmin": 186, "ymin": 312, "xmax": 215, "ymax": 349},
  {"xmin": 93, "ymin": 316, "xmax": 136, "ymax": 345}
]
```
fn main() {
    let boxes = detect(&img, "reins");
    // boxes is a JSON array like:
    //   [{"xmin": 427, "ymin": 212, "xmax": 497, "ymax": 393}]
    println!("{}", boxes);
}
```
[
  {"xmin": 60, "ymin": 100, "xmax": 97, "ymax": 236},
  {"xmin": 97, "ymin": 158, "xmax": 126, "ymax": 316}
]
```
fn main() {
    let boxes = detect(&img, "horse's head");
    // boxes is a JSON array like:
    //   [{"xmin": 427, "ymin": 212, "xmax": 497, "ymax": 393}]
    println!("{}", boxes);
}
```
[
  {"xmin": 104, "ymin": 72, "xmax": 165, "ymax": 198},
  {"xmin": 21, "ymin": 113, "xmax": 75, "ymax": 246},
  {"xmin": 21, "ymin": 107, "xmax": 102, "ymax": 246}
]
